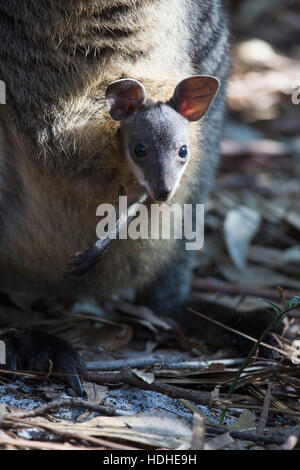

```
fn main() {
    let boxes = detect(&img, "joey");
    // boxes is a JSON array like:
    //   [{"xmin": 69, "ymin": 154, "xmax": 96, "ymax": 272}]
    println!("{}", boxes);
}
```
[{"xmin": 68, "ymin": 76, "xmax": 219, "ymax": 275}]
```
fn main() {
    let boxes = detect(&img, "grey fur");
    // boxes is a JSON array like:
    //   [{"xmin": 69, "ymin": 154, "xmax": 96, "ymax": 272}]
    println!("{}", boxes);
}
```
[{"xmin": 121, "ymin": 102, "xmax": 189, "ymax": 202}]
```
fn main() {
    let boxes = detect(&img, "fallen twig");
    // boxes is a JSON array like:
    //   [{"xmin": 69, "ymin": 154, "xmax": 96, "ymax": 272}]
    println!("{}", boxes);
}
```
[
  {"xmin": 0, "ymin": 436, "xmax": 100, "ymax": 451},
  {"xmin": 87, "ymin": 368, "xmax": 217, "ymax": 407},
  {"xmin": 206, "ymin": 425, "xmax": 289, "ymax": 446},
  {"xmin": 193, "ymin": 278, "xmax": 300, "ymax": 302},
  {"xmin": 16, "ymin": 398, "xmax": 126, "ymax": 419},
  {"xmin": 3, "ymin": 416, "xmax": 139, "ymax": 450},
  {"xmin": 257, "ymin": 385, "xmax": 272, "ymax": 434},
  {"xmin": 86, "ymin": 357, "xmax": 244, "ymax": 372},
  {"xmin": 86, "ymin": 368, "xmax": 300, "ymax": 416}
]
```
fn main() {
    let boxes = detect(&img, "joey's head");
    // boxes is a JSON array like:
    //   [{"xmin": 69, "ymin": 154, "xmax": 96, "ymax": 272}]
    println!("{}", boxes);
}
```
[{"xmin": 106, "ymin": 76, "xmax": 219, "ymax": 202}]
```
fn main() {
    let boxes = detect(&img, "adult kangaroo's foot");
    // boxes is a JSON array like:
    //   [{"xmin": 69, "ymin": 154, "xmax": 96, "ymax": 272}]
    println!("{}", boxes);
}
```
[{"xmin": 0, "ymin": 328, "xmax": 86, "ymax": 396}]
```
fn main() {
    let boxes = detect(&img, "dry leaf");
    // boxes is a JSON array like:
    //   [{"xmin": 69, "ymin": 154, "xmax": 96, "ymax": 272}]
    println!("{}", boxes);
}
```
[
  {"xmin": 220, "ymin": 265, "xmax": 300, "ymax": 289},
  {"xmin": 224, "ymin": 206, "xmax": 261, "ymax": 270},
  {"xmin": 205, "ymin": 432, "xmax": 234, "ymax": 450},
  {"xmin": 83, "ymin": 382, "xmax": 107, "ymax": 404},
  {"xmin": 113, "ymin": 300, "xmax": 171, "ymax": 331},
  {"xmin": 131, "ymin": 369, "xmax": 155, "ymax": 384},
  {"xmin": 82, "ymin": 324, "xmax": 133, "ymax": 351},
  {"xmin": 231, "ymin": 410, "xmax": 256, "ymax": 432}
]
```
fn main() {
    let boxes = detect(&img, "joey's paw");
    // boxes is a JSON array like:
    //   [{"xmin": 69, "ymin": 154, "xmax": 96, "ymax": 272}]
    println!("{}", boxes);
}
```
[
  {"xmin": 0, "ymin": 329, "xmax": 86, "ymax": 396},
  {"xmin": 66, "ymin": 249, "xmax": 95, "ymax": 276},
  {"xmin": 67, "ymin": 239, "xmax": 113, "ymax": 276}
]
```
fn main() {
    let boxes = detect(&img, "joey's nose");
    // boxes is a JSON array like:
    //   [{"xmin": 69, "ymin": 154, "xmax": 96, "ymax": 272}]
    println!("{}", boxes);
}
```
[{"xmin": 156, "ymin": 187, "xmax": 172, "ymax": 202}]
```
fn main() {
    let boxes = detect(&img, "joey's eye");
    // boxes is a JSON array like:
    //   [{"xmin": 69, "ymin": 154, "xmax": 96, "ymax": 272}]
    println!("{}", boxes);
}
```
[
  {"xmin": 134, "ymin": 143, "xmax": 147, "ymax": 158},
  {"xmin": 179, "ymin": 145, "xmax": 188, "ymax": 158}
]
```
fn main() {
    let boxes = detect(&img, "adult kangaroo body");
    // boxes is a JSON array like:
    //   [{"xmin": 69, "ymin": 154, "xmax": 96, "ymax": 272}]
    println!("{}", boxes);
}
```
[{"xmin": 0, "ymin": 1, "xmax": 229, "ymax": 392}]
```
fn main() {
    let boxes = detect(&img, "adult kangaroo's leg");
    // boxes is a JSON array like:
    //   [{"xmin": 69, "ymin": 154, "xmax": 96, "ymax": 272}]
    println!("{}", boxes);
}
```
[{"xmin": 0, "ymin": 113, "xmax": 86, "ymax": 395}]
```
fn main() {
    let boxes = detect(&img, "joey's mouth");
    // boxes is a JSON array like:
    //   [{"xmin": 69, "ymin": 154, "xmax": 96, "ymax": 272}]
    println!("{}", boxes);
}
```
[
  {"xmin": 123, "ymin": 179, "xmax": 174, "ymax": 204},
  {"xmin": 155, "ymin": 193, "xmax": 172, "ymax": 203}
]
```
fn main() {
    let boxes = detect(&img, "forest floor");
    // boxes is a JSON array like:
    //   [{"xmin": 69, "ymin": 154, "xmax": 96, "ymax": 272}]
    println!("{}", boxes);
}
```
[{"xmin": 0, "ymin": 0, "xmax": 299, "ymax": 451}]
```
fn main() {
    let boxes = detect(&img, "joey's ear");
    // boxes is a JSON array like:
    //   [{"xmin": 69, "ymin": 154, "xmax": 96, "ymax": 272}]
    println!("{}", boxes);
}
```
[
  {"xmin": 172, "ymin": 75, "xmax": 220, "ymax": 122},
  {"xmin": 106, "ymin": 79, "xmax": 146, "ymax": 121}
]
